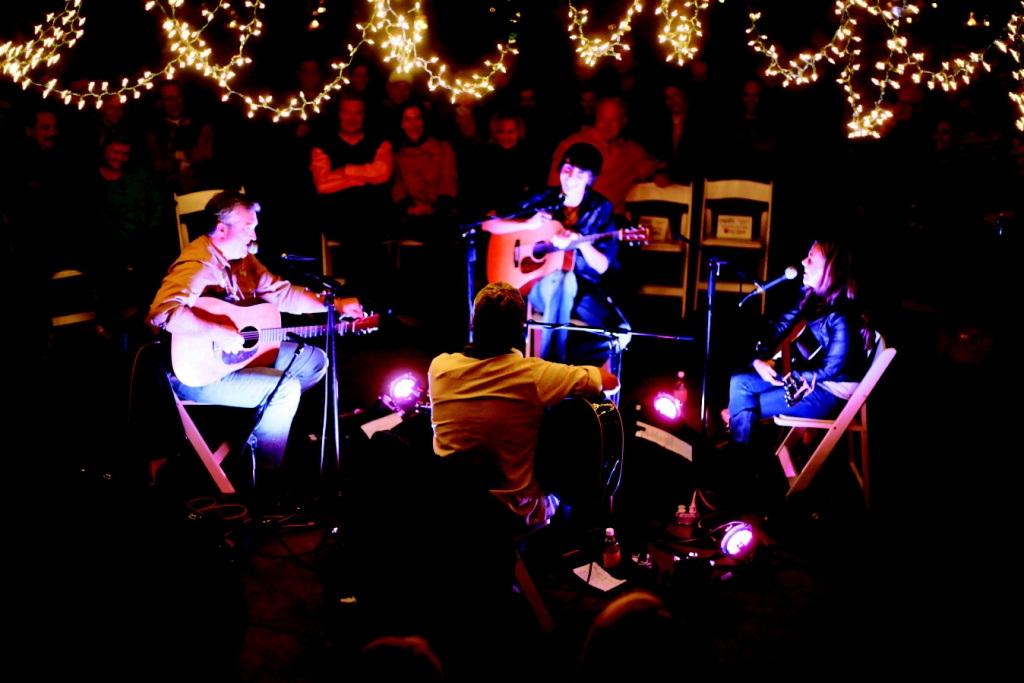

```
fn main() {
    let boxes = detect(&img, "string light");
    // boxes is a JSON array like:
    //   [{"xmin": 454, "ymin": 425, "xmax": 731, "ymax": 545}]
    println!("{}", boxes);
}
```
[
  {"xmin": 567, "ymin": 1, "xmax": 709, "ymax": 67},
  {"xmin": 2, "ymin": 0, "xmax": 517, "ymax": 119},
  {"xmin": 655, "ymin": 1, "xmax": 711, "ymax": 66},
  {"xmin": 567, "ymin": 1, "xmax": 643, "ymax": 66},
  {"xmin": 746, "ymin": 1, "xmax": 1024, "ymax": 138},
  {"xmin": 360, "ymin": 0, "xmax": 518, "ymax": 105}
]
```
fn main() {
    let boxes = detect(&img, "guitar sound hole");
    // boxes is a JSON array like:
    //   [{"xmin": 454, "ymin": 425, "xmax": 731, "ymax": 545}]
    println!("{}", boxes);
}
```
[{"xmin": 240, "ymin": 326, "xmax": 259, "ymax": 349}]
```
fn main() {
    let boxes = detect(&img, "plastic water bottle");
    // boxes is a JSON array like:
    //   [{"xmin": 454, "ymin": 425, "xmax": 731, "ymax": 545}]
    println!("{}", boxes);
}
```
[{"xmin": 602, "ymin": 527, "xmax": 621, "ymax": 570}]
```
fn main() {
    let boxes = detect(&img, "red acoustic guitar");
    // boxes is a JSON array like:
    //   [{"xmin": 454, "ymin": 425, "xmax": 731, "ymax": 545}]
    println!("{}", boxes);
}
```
[
  {"xmin": 171, "ymin": 297, "xmax": 379, "ymax": 387},
  {"xmin": 486, "ymin": 218, "xmax": 648, "ymax": 290}
]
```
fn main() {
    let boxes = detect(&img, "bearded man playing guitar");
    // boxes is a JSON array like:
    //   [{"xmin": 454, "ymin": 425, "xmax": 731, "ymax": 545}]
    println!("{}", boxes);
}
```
[
  {"xmin": 146, "ymin": 191, "xmax": 366, "ymax": 470},
  {"xmin": 483, "ymin": 143, "xmax": 632, "ymax": 367}
]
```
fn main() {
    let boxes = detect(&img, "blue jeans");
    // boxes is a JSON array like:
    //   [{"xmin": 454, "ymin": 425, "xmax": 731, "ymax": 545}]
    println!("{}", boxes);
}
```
[
  {"xmin": 728, "ymin": 366, "xmax": 845, "ymax": 445},
  {"xmin": 171, "ymin": 341, "xmax": 328, "ymax": 467},
  {"xmin": 528, "ymin": 270, "xmax": 578, "ymax": 363},
  {"xmin": 528, "ymin": 271, "xmax": 630, "ymax": 365}
]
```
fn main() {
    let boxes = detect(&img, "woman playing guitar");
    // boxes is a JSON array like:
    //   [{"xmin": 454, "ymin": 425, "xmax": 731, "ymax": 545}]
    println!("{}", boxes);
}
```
[
  {"xmin": 726, "ymin": 238, "xmax": 874, "ymax": 446},
  {"xmin": 483, "ymin": 143, "xmax": 631, "ymax": 367}
]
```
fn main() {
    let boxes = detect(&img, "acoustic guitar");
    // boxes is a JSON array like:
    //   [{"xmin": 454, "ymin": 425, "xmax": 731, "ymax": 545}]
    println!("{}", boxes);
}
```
[
  {"xmin": 486, "ymin": 218, "xmax": 648, "ymax": 290},
  {"xmin": 534, "ymin": 397, "xmax": 623, "ymax": 517},
  {"xmin": 171, "ymin": 297, "xmax": 379, "ymax": 387}
]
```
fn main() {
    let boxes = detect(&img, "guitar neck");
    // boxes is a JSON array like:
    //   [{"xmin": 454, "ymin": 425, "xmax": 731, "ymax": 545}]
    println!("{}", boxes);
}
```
[
  {"xmin": 534, "ymin": 229, "xmax": 625, "ymax": 255},
  {"xmin": 257, "ymin": 320, "xmax": 360, "ymax": 342}
]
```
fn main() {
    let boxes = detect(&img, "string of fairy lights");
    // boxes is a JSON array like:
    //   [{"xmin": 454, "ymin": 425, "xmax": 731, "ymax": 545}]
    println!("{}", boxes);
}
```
[
  {"xmin": 746, "ymin": 0, "xmax": 1024, "ymax": 137},
  {"xmin": 567, "ymin": 1, "xmax": 711, "ymax": 67},
  {"xmin": 1, "ymin": 0, "xmax": 1021, "ymax": 135},
  {"xmin": 1, "ymin": 0, "xmax": 517, "ymax": 121},
  {"xmin": 566, "ymin": 0, "xmax": 1022, "ymax": 136}
]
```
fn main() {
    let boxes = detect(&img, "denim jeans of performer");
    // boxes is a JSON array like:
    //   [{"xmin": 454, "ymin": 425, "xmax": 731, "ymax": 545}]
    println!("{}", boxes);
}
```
[
  {"xmin": 728, "ymin": 366, "xmax": 845, "ymax": 445},
  {"xmin": 528, "ymin": 270, "xmax": 578, "ymax": 363},
  {"xmin": 171, "ymin": 342, "xmax": 328, "ymax": 467}
]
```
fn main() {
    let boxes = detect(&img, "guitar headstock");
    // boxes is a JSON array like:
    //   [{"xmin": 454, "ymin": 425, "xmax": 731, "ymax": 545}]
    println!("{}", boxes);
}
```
[
  {"xmin": 621, "ymin": 225, "xmax": 650, "ymax": 245},
  {"xmin": 355, "ymin": 313, "xmax": 380, "ymax": 334}
]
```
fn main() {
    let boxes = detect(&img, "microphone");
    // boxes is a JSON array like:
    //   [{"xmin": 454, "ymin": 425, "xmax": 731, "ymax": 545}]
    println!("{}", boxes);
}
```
[
  {"xmin": 247, "ymin": 241, "xmax": 259, "ymax": 255},
  {"xmin": 738, "ymin": 266, "xmax": 798, "ymax": 307},
  {"xmin": 280, "ymin": 253, "xmax": 319, "ymax": 261}
]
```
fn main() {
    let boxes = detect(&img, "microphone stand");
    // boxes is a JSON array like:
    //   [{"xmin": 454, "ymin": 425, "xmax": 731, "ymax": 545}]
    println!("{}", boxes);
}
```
[
  {"xmin": 699, "ymin": 258, "xmax": 766, "ymax": 435},
  {"xmin": 270, "ymin": 264, "xmax": 350, "ymax": 484},
  {"xmin": 525, "ymin": 321, "xmax": 693, "ymax": 406}
]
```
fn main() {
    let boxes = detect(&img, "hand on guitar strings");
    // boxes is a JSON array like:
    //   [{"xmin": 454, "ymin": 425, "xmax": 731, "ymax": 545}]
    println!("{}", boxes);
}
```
[
  {"xmin": 215, "ymin": 324, "xmax": 246, "ymax": 355},
  {"xmin": 752, "ymin": 358, "xmax": 784, "ymax": 387},
  {"xmin": 334, "ymin": 297, "xmax": 366, "ymax": 319},
  {"xmin": 523, "ymin": 211, "xmax": 552, "ymax": 231},
  {"xmin": 550, "ymin": 226, "xmax": 578, "ymax": 251}
]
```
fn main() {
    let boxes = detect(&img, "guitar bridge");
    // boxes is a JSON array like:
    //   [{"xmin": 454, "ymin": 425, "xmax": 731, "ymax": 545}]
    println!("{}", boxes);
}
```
[{"xmin": 514, "ymin": 240, "xmax": 520, "ymax": 268}]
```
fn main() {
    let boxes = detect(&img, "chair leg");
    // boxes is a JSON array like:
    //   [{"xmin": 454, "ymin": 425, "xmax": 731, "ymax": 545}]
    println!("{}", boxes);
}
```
[
  {"xmin": 514, "ymin": 551, "xmax": 555, "ymax": 633},
  {"xmin": 174, "ymin": 401, "xmax": 236, "ymax": 494},
  {"xmin": 776, "ymin": 427, "xmax": 804, "ymax": 482},
  {"xmin": 787, "ymin": 424, "xmax": 846, "ymax": 496}
]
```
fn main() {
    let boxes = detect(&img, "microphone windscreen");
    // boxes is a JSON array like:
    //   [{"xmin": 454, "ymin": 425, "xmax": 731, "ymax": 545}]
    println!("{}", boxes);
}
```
[
  {"xmin": 247, "ymin": 242, "xmax": 259, "ymax": 255},
  {"xmin": 784, "ymin": 266, "xmax": 798, "ymax": 280}
]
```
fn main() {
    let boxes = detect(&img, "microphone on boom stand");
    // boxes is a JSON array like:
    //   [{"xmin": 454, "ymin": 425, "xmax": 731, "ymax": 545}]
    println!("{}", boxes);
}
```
[{"xmin": 738, "ymin": 267, "xmax": 798, "ymax": 307}]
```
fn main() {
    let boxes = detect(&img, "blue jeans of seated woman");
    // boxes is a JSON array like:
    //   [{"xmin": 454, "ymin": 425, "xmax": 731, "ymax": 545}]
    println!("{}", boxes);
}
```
[
  {"xmin": 170, "ymin": 341, "xmax": 328, "ymax": 467},
  {"xmin": 728, "ymin": 366, "xmax": 845, "ymax": 445}
]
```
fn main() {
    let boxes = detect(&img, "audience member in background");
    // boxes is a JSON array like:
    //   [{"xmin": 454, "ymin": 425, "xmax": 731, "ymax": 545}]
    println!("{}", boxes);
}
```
[
  {"xmin": 577, "ymin": 591, "xmax": 681, "ymax": 681},
  {"xmin": 309, "ymin": 91, "xmax": 393, "ymax": 295},
  {"xmin": 88, "ymin": 95, "xmax": 130, "ymax": 155},
  {"xmin": 380, "ymin": 70, "xmax": 415, "ymax": 134},
  {"xmin": 4, "ymin": 106, "xmax": 79, "ymax": 272},
  {"xmin": 144, "ymin": 80, "xmax": 217, "ymax": 193},
  {"xmin": 392, "ymin": 102, "xmax": 458, "ymax": 234},
  {"xmin": 593, "ymin": 49, "xmax": 654, "ymax": 117},
  {"xmin": 717, "ymin": 77, "xmax": 779, "ymax": 179},
  {"xmin": 548, "ymin": 97, "xmax": 663, "ymax": 215},
  {"xmin": 563, "ymin": 85, "xmax": 599, "ymax": 138},
  {"xmin": 88, "ymin": 133, "xmax": 172, "ymax": 337},
  {"xmin": 293, "ymin": 58, "xmax": 326, "ymax": 140},
  {"xmin": 642, "ymin": 80, "xmax": 701, "ymax": 185},
  {"xmin": 475, "ymin": 110, "xmax": 542, "ymax": 215}
]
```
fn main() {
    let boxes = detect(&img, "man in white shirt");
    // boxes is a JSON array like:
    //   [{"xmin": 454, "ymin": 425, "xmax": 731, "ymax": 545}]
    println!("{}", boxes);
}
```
[{"xmin": 428, "ymin": 282, "xmax": 618, "ymax": 525}]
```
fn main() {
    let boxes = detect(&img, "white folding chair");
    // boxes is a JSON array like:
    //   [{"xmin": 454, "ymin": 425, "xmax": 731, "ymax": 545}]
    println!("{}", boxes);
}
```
[
  {"xmin": 773, "ymin": 334, "xmax": 896, "ymax": 510},
  {"xmin": 49, "ymin": 270, "xmax": 96, "ymax": 328},
  {"xmin": 694, "ymin": 179, "xmax": 772, "ymax": 313},
  {"xmin": 625, "ymin": 181, "xmax": 693, "ymax": 318}
]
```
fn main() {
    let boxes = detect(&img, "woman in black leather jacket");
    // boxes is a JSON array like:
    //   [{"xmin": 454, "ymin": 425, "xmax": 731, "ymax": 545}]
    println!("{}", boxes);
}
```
[{"xmin": 727, "ymin": 239, "xmax": 872, "ymax": 445}]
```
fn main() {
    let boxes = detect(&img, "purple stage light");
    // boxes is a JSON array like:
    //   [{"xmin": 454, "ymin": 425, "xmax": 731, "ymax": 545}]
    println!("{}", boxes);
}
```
[
  {"xmin": 383, "ymin": 372, "xmax": 425, "ymax": 413},
  {"xmin": 389, "ymin": 373, "xmax": 419, "ymax": 401},
  {"xmin": 719, "ymin": 522, "xmax": 756, "ymax": 558},
  {"xmin": 652, "ymin": 392, "xmax": 683, "ymax": 420}
]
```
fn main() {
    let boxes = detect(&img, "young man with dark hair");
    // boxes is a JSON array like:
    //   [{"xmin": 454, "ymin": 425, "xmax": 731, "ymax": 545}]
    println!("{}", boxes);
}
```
[{"xmin": 147, "ymin": 190, "xmax": 365, "ymax": 469}]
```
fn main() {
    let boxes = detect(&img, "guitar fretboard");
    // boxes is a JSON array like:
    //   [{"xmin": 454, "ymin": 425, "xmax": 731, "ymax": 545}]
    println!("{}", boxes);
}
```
[{"xmin": 238, "ymin": 320, "xmax": 365, "ymax": 342}]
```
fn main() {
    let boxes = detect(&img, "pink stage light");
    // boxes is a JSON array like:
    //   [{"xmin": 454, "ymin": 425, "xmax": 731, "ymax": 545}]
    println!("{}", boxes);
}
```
[
  {"xmin": 652, "ymin": 392, "xmax": 683, "ymax": 420},
  {"xmin": 719, "ymin": 522, "xmax": 756, "ymax": 559},
  {"xmin": 389, "ymin": 373, "xmax": 419, "ymax": 401}
]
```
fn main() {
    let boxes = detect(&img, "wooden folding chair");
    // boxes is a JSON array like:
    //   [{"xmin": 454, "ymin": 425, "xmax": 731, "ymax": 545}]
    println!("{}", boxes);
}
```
[{"xmin": 773, "ymin": 335, "xmax": 896, "ymax": 510}]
